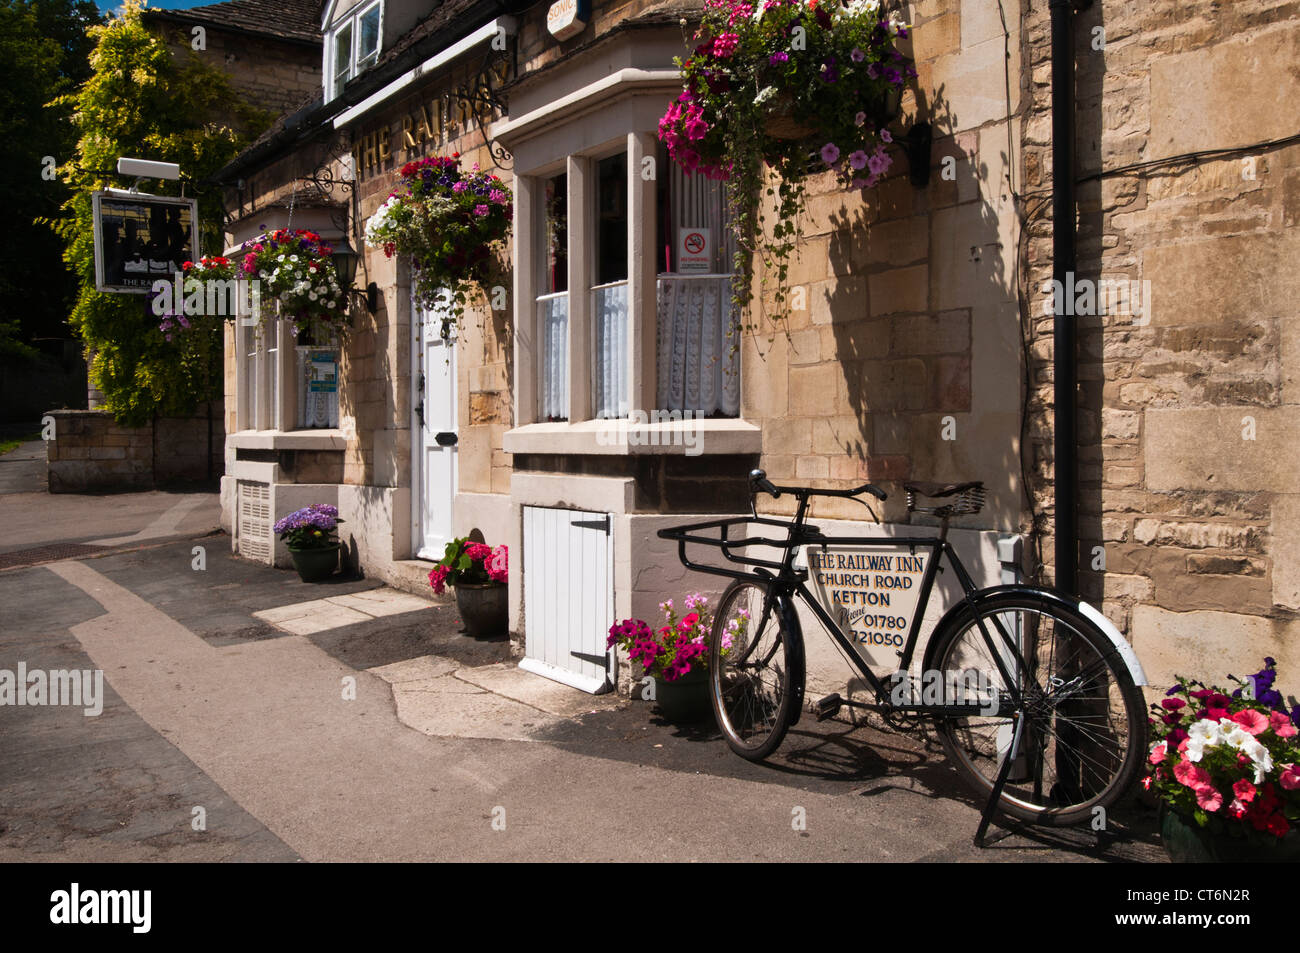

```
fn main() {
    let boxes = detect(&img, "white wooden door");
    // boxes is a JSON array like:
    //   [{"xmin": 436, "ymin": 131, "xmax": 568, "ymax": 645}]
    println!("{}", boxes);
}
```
[
  {"xmin": 413, "ymin": 291, "xmax": 457, "ymax": 560},
  {"xmin": 520, "ymin": 505, "xmax": 614, "ymax": 693}
]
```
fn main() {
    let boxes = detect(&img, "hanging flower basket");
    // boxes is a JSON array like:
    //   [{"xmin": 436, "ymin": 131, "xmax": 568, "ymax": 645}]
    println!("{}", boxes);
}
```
[
  {"xmin": 364, "ymin": 155, "xmax": 513, "ymax": 339},
  {"xmin": 156, "ymin": 231, "xmax": 349, "ymax": 345},
  {"xmin": 658, "ymin": 0, "xmax": 915, "ymax": 334},
  {"xmin": 763, "ymin": 94, "xmax": 815, "ymax": 140}
]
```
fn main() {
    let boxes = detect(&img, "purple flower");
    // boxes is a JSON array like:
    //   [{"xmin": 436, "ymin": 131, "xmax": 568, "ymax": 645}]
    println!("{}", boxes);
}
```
[
  {"xmin": 867, "ymin": 151, "xmax": 890, "ymax": 175},
  {"xmin": 769, "ymin": 51, "xmax": 789, "ymax": 65},
  {"xmin": 849, "ymin": 150, "xmax": 869, "ymax": 170},
  {"xmin": 880, "ymin": 128, "xmax": 893, "ymax": 144},
  {"xmin": 866, "ymin": 63, "xmax": 881, "ymax": 79},
  {"xmin": 820, "ymin": 65, "xmax": 839, "ymax": 83},
  {"xmin": 820, "ymin": 142, "xmax": 840, "ymax": 165},
  {"xmin": 474, "ymin": 204, "xmax": 490, "ymax": 217},
  {"xmin": 851, "ymin": 47, "xmax": 865, "ymax": 63}
]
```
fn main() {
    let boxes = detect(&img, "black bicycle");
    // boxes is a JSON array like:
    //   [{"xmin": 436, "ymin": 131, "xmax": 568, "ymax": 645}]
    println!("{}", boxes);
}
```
[{"xmin": 658, "ymin": 469, "xmax": 1149, "ymax": 841}]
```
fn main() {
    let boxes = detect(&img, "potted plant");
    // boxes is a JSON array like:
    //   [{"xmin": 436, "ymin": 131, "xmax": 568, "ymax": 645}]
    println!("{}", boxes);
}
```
[
  {"xmin": 428, "ymin": 536, "xmax": 509, "ymax": 638},
  {"xmin": 659, "ymin": 0, "xmax": 914, "ymax": 337},
  {"xmin": 274, "ymin": 503, "xmax": 344, "ymax": 582},
  {"xmin": 608, "ymin": 593, "xmax": 724, "ymax": 722},
  {"xmin": 1146, "ymin": 657, "xmax": 1300, "ymax": 862},
  {"xmin": 364, "ymin": 154, "xmax": 513, "ymax": 339}
]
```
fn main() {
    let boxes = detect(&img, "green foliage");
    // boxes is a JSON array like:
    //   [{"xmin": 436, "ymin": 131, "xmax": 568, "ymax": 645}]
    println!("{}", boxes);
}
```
[
  {"xmin": 49, "ymin": 0, "xmax": 271, "ymax": 426},
  {"xmin": 0, "ymin": 0, "xmax": 101, "ymax": 345}
]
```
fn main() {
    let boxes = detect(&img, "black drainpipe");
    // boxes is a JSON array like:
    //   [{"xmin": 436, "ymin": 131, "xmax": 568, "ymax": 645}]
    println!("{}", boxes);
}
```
[{"xmin": 1050, "ymin": 0, "xmax": 1079, "ymax": 596}]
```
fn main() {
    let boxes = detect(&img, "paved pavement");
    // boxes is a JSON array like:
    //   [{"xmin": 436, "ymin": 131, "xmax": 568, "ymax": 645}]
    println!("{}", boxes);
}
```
[{"xmin": 0, "ymin": 442, "xmax": 1168, "ymax": 863}]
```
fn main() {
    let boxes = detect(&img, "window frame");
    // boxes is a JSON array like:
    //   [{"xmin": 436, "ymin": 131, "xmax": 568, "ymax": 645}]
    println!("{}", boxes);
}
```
[{"xmin": 325, "ymin": 0, "xmax": 384, "ymax": 102}]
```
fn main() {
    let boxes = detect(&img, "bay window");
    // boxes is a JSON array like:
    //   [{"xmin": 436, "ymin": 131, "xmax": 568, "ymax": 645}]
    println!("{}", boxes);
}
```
[{"xmin": 523, "ymin": 136, "xmax": 740, "ymax": 428}]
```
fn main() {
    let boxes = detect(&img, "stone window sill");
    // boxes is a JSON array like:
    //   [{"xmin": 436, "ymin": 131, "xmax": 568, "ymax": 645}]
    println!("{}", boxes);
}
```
[
  {"xmin": 229, "ymin": 430, "xmax": 348, "ymax": 452},
  {"xmin": 502, "ymin": 418, "xmax": 761, "ymax": 456}
]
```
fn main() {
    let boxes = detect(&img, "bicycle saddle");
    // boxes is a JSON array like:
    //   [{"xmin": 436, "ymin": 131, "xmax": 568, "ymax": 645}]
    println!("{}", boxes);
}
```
[{"xmin": 903, "ymin": 480, "xmax": 983, "ymax": 498}]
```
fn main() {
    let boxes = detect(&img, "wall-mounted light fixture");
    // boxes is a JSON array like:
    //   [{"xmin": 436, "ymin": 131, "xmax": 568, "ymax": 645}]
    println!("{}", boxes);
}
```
[{"xmin": 330, "ymin": 238, "xmax": 378, "ymax": 314}]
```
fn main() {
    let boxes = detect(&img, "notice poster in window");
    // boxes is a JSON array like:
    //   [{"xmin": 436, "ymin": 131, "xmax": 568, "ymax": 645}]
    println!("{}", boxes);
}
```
[
  {"xmin": 677, "ymin": 228, "xmax": 712, "ymax": 274},
  {"xmin": 303, "ymin": 350, "xmax": 338, "ymax": 428},
  {"xmin": 803, "ymin": 545, "xmax": 929, "ymax": 671}
]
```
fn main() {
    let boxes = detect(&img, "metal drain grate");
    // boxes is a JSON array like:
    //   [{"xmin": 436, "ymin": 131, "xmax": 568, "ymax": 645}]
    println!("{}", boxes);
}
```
[{"xmin": 0, "ymin": 543, "xmax": 108, "ymax": 571}]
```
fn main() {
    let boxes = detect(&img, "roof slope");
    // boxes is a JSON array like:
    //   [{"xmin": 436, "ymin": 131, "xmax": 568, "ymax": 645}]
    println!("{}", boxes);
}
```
[{"xmin": 144, "ymin": 0, "xmax": 323, "ymax": 45}]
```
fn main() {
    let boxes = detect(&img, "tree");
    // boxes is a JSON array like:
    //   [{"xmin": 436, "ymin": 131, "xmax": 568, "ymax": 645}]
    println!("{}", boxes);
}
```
[
  {"xmin": 0, "ymin": 0, "xmax": 101, "ymax": 351},
  {"xmin": 50, "ymin": 0, "xmax": 271, "ymax": 425}
]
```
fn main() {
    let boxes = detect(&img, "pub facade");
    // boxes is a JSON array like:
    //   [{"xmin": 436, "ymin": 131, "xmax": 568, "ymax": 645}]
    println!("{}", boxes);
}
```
[{"xmin": 215, "ymin": 0, "xmax": 1300, "ymax": 699}]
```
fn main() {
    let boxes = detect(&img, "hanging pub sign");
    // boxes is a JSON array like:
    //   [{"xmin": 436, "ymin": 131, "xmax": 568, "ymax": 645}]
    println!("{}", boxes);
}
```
[
  {"xmin": 92, "ymin": 190, "xmax": 199, "ymax": 294},
  {"xmin": 546, "ymin": 0, "xmax": 590, "ymax": 41},
  {"xmin": 803, "ymin": 544, "xmax": 930, "ymax": 671},
  {"xmin": 676, "ymin": 227, "xmax": 712, "ymax": 274}
]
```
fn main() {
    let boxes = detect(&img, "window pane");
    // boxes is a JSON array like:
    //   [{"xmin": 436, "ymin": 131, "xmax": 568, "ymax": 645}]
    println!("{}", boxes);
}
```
[
  {"xmin": 541, "ymin": 173, "xmax": 567, "ymax": 295},
  {"xmin": 359, "ymin": 6, "xmax": 380, "ymax": 59},
  {"xmin": 661, "ymin": 159, "xmax": 734, "ymax": 274},
  {"xmin": 595, "ymin": 153, "xmax": 627, "ymax": 285},
  {"xmin": 334, "ymin": 24, "xmax": 352, "ymax": 74}
]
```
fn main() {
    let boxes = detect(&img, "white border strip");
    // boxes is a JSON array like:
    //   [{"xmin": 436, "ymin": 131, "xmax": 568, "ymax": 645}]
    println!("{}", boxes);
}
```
[{"xmin": 332, "ymin": 17, "xmax": 517, "ymax": 130}]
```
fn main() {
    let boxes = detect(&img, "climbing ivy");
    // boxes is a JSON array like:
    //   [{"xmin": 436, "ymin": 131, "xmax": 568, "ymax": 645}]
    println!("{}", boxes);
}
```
[{"xmin": 49, "ymin": 0, "xmax": 271, "ymax": 426}]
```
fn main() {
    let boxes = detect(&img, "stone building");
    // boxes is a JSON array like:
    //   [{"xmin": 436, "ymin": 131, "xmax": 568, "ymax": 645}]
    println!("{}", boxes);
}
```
[{"xmin": 213, "ymin": 0, "xmax": 1299, "ymax": 698}]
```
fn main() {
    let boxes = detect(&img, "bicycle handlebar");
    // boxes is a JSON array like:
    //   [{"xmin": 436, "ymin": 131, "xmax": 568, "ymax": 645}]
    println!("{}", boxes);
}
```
[{"xmin": 748, "ymin": 468, "xmax": 887, "ymax": 502}]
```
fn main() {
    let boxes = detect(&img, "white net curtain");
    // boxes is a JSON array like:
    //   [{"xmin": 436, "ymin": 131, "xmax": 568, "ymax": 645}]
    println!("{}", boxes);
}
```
[{"xmin": 655, "ymin": 162, "xmax": 740, "ymax": 417}]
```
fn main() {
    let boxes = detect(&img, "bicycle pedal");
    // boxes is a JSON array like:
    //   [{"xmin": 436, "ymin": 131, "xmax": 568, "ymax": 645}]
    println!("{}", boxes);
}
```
[{"xmin": 813, "ymin": 693, "xmax": 843, "ymax": 721}]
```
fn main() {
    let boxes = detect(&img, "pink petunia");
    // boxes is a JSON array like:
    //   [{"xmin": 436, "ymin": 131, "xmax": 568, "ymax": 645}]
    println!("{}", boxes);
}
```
[
  {"xmin": 1174, "ymin": 760, "xmax": 1210, "ymax": 789},
  {"xmin": 1270, "ymin": 711, "xmax": 1298, "ymax": 738},
  {"xmin": 1280, "ymin": 764, "xmax": 1300, "ymax": 791},
  {"xmin": 1232, "ymin": 779, "xmax": 1257, "ymax": 803},
  {"xmin": 1229, "ymin": 708, "xmax": 1269, "ymax": 735},
  {"xmin": 1194, "ymin": 783, "xmax": 1223, "ymax": 812},
  {"xmin": 1148, "ymin": 741, "xmax": 1167, "ymax": 765}
]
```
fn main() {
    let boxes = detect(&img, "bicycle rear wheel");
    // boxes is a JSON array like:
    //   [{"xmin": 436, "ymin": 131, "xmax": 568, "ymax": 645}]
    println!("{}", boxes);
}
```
[
  {"xmin": 710, "ymin": 579, "xmax": 795, "ymax": 761},
  {"xmin": 928, "ymin": 592, "xmax": 1145, "ymax": 826}
]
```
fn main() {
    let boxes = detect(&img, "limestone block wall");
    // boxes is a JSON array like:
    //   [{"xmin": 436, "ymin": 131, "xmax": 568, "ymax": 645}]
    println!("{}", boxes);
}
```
[
  {"xmin": 46, "ymin": 406, "xmax": 223, "ymax": 493},
  {"xmin": 741, "ymin": 0, "xmax": 1026, "ymax": 540},
  {"xmin": 1019, "ymin": 0, "xmax": 1300, "ymax": 685}
]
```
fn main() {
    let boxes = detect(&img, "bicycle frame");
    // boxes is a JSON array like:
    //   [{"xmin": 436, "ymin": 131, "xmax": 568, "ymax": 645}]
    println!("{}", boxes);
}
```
[{"xmin": 661, "ymin": 509, "xmax": 1026, "ymax": 719}]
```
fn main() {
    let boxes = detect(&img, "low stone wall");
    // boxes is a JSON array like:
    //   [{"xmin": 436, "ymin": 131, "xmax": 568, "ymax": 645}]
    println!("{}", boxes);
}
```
[{"xmin": 46, "ymin": 405, "xmax": 223, "ymax": 492}]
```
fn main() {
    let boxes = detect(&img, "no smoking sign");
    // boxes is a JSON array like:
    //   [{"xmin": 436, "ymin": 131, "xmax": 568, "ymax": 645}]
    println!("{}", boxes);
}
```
[{"xmin": 677, "ymin": 227, "xmax": 712, "ymax": 274}]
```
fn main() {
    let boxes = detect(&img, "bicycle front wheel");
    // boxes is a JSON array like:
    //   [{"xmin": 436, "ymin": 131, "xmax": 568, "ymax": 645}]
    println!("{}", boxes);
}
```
[
  {"xmin": 928, "ymin": 592, "xmax": 1145, "ymax": 826},
  {"xmin": 710, "ymin": 579, "xmax": 795, "ymax": 761}
]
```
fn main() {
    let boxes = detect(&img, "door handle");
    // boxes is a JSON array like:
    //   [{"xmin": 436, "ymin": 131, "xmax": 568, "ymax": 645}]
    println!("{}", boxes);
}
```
[{"xmin": 434, "ymin": 431, "xmax": 458, "ymax": 447}]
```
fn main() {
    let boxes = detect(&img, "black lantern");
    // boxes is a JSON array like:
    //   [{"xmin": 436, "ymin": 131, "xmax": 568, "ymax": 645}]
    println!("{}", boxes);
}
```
[{"xmin": 330, "ymin": 237, "xmax": 378, "ymax": 313}]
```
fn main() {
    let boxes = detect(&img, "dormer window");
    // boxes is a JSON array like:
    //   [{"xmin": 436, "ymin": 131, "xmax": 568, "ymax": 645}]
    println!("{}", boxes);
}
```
[{"xmin": 326, "ymin": 0, "xmax": 382, "ymax": 101}]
